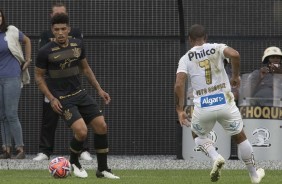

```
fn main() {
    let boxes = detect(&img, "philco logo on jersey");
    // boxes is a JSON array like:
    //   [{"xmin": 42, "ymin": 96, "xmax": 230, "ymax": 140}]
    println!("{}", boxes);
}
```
[
  {"xmin": 188, "ymin": 48, "xmax": 216, "ymax": 60},
  {"xmin": 201, "ymin": 93, "xmax": 226, "ymax": 108}
]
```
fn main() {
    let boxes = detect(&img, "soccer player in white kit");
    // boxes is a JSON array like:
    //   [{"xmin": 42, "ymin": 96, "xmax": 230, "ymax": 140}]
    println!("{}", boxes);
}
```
[{"xmin": 174, "ymin": 24, "xmax": 265, "ymax": 183}]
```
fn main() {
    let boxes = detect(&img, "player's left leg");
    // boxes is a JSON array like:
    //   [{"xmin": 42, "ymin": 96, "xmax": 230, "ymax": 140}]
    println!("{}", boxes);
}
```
[
  {"xmin": 219, "ymin": 103, "xmax": 264, "ymax": 183},
  {"xmin": 232, "ymin": 131, "xmax": 265, "ymax": 183},
  {"xmin": 90, "ymin": 116, "xmax": 119, "ymax": 179}
]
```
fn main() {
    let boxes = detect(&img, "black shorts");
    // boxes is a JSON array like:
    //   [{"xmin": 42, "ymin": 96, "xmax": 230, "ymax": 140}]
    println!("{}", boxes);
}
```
[{"xmin": 59, "ymin": 90, "xmax": 103, "ymax": 127}]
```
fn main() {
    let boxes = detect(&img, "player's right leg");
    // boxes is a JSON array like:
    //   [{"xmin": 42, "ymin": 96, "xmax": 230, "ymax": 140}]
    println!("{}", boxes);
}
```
[{"xmin": 69, "ymin": 118, "xmax": 88, "ymax": 178}]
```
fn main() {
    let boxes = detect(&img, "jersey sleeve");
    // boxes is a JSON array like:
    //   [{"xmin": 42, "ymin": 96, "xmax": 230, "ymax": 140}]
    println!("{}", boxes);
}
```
[
  {"xmin": 176, "ymin": 54, "xmax": 188, "ymax": 74},
  {"xmin": 80, "ymin": 41, "xmax": 86, "ymax": 60},
  {"xmin": 217, "ymin": 43, "xmax": 228, "ymax": 59}
]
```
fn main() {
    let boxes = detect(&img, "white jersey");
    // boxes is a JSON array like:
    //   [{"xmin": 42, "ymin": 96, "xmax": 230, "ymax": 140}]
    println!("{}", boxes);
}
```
[{"xmin": 177, "ymin": 43, "xmax": 234, "ymax": 110}]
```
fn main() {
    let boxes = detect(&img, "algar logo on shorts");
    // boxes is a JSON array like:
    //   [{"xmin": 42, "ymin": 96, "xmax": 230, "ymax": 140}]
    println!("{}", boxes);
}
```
[{"xmin": 200, "ymin": 93, "xmax": 226, "ymax": 108}]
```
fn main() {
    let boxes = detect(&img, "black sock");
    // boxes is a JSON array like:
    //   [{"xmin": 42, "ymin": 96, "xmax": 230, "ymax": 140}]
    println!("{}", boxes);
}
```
[
  {"xmin": 94, "ymin": 134, "xmax": 109, "ymax": 171},
  {"xmin": 70, "ymin": 137, "xmax": 84, "ymax": 167},
  {"xmin": 97, "ymin": 153, "xmax": 108, "ymax": 171}
]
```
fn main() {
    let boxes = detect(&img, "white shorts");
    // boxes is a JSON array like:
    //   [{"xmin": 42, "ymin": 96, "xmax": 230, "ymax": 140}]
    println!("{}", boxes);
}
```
[{"xmin": 191, "ymin": 102, "xmax": 243, "ymax": 138}]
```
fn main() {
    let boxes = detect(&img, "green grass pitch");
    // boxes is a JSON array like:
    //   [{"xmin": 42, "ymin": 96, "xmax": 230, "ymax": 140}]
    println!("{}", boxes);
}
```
[{"xmin": 0, "ymin": 169, "xmax": 279, "ymax": 183}]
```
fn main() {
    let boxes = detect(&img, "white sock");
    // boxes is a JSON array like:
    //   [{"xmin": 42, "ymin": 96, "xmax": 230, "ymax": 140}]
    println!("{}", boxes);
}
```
[
  {"xmin": 238, "ymin": 139, "xmax": 258, "ymax": 178},
  {"xmin": 195, "ymin": 137, "xmax": 219, "ymax": 161}
]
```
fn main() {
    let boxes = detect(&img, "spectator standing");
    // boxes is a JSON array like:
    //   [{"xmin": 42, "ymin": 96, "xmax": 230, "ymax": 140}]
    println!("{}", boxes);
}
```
[{"xmin": 0, "ymin": 9, "xmax": 31, "ymax": 159}]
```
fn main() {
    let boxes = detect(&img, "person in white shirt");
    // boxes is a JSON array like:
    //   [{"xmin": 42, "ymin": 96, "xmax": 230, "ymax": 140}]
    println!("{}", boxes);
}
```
[{"xmin": 174, "ymin": 24, "xmax": 265, "ymax": 183}]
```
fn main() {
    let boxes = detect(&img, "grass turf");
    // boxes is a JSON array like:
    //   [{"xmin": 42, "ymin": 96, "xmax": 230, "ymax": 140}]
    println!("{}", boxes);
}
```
[{"xmin": 0, "ymin": 169, "xmax": 278, "ymax": 184}]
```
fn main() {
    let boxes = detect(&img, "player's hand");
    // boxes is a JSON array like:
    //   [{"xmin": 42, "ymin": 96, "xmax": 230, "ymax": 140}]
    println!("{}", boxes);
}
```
[
  {"xmin": 177, "ymin": 111, "xmax": 191, "ymax": 127},
  {"xmin": 98, "ymin": 90, "xmax": 111, "ymax": 105},
  {"xmin": 50, "ymin": 98, "xmax": 63, "ymax": 114},
  {"xmin": 230, "ymin": 76, "xmax": 241, "ymax": 88}
]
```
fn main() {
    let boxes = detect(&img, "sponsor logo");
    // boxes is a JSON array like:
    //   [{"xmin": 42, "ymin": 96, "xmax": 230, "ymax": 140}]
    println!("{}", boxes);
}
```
[
  {"xmin": 188, "ymin": 48, "xmax": 216, "ymax": 60},
  {"xmin": 54, "ymin": 55, "xmax": 60, "ymax": 59},
  {"xmin": 201, "ymin": 93, "xmax": 226, "ymax": 107}
]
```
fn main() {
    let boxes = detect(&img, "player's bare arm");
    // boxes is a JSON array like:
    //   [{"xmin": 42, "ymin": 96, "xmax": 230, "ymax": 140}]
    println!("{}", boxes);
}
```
[
  {"xmin": 79, "ymin": 59, "xmax": 111, "ymax": 104},
  {"xmin": 174, "ymin": 72, "xmax": 190, "ymax": 127},
  {"xmin": 35, "ymin": 67, "xmax": 63, "ymax": 114},
  {"xmin": 223, "ymin": 47, "xmax": 241, "ymax": 88}
]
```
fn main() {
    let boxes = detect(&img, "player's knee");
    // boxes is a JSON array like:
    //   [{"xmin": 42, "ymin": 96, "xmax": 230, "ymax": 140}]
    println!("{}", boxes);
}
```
[
  {"xmin": 232, "ymin": 130, "xmax": 247, "ymax": 144},
  {"xmin": 95, "ymin": 123, "xmax": 107, "ymax": 134},
  {"xmin": 90, "ymin": 116, "xmax": 108, "ymax": 133},
  {"xmin": 76, "ymin": 128, "xmax": 88, "ymax": 141}
]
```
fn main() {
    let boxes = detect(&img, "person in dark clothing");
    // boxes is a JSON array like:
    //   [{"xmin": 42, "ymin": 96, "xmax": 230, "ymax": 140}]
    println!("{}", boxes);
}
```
[
  {"xmin": 35, "ymin": 13, "xmax": 119, "ymax": 179},
  {"xmin": 246, "ymin": 46, "xmax": 282, "ymax": 106},
  {"xmin": 33, "ymin": 2, "xmax": 92, "ymax": 161}
]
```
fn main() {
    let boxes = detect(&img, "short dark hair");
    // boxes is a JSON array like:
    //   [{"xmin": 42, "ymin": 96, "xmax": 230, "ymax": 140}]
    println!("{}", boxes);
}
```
[
  {"xmin": 188, "ymin": 24, "xmax": 207, "ymax": 41},
  {"xmin": 0, "ymin": 9, "xmax": 8, "ymax": 32},
  {"xmin": 51, "ymin": 13, "xmax": 69, "ymax": 26},
  {"xmin": 52, "ymin": 2, "xmax": 67, "ymax": 12}
]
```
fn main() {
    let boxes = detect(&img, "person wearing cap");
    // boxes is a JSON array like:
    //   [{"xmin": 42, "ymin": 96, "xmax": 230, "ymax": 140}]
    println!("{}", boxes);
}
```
[{"xmin": 246, "ymin": 46, "xmax": 282, "ymax": 106}]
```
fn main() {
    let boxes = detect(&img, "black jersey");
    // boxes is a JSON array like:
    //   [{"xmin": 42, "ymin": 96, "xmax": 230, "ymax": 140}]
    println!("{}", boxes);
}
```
[{"xmin": 36, "ymin": 38, "xmax": 86, "ymax": 98}]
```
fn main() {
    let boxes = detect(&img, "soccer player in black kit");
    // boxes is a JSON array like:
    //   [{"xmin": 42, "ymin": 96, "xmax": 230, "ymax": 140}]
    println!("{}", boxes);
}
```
[
  {"xmin": 34, "ymin": 2, "xmax": 92, "ymax": 161},
  {"xmin": 35, "ymin": 13, "xmax": 119, "ymax": 179}
]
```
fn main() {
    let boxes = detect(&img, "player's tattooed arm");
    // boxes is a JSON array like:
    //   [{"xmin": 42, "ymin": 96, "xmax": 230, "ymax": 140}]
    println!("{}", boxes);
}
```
[
  {"xmin": 174, "ymin": 95, "xmax": 181, "ymax": 109},
  {"xmin": 174, "ymin": 72, "xmax": 190, "ymax": 126},
  {"xmin": 35, "ymin": 67, "xmax": 63, "ymax": 114},
  {"xmin": 174, "ymin": 72, "xmax": 187, "ymax": 113},
  {"xmin": 34, "ymin": 67, "xmax": 55, "ymax": 101}
]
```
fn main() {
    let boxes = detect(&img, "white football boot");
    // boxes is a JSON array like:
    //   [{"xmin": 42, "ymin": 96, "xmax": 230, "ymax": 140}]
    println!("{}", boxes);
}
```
[
  {"xmin": 33, "ymin": 153, "xmax": 49, "ymax": 161},
  {"xmin": 210, "ymin": 154, "xmax": 225, "ymax": 182},
  {"xmin": 250, "ymin": 168, "xmax": 265, "ymax": 184},
  {"xmin": 72, "ymin": 164, "xmax": 88, "ymax": 178},
  {"xmin": 79, "ymin": 151, "xmax": 93, "ymax": 161},
  {"xmin": 96, "ymin": 169, "xmax": 120, "ymax": 179}
]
